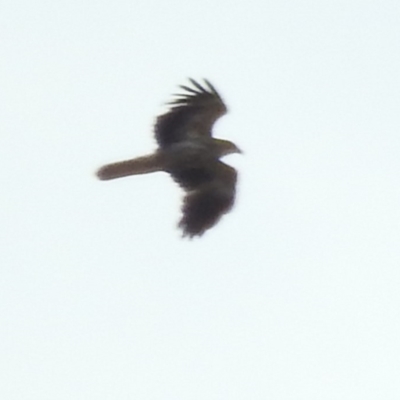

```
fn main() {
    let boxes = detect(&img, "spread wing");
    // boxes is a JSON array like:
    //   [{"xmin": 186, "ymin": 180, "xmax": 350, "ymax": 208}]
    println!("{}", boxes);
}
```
[
  {"xmin": 155, "ymin": 79, "xmax": 227, "ymax": 149},
  {"xmin": 178, "ymin": 162, "xmax": 237, "ymax": 237}
]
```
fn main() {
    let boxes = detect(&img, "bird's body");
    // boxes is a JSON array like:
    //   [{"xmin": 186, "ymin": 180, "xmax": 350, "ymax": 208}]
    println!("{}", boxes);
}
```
[{"xmin": 97, "ymin": 79, "xmax": 241, "ymax": 237}]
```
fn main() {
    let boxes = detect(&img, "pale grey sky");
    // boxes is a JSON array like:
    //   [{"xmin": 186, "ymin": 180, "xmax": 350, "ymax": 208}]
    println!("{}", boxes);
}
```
[{"xmin": 1, "ymin": 0, "xmax": 400, "ymax": 399}]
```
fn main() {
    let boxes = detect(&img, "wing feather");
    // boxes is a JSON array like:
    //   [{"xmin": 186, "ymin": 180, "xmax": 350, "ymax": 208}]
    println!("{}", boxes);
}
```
[
  {"xmin": 178, "ymin": 162, "xmax": 237, "ymax": 237},
  {"xmin": 155, "ymin": 79, "xmax": 227, "ymax": 148}
]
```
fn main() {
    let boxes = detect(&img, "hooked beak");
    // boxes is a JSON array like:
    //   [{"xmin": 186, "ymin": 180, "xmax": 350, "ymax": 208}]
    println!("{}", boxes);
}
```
[{"xmin": 235, "ymin": 146, "xmax": 243, "ymax": 155}]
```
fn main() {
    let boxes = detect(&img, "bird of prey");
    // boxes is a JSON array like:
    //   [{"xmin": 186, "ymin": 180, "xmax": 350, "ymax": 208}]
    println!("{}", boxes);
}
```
[{"xmin": 96, "ymin": 79, "xmax": 241, "ymax": 237}]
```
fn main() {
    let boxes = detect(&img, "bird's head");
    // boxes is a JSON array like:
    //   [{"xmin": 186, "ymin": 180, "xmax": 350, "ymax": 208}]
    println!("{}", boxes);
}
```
[{"xmin": 214, "ymin": 139, "xmax": 242, "ymax": 157}]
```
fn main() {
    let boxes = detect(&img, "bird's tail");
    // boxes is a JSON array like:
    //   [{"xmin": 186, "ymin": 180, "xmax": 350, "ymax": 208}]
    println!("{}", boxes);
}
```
[{"xmin": 96, "ymin": 154, "xmax": 163, "ymax": 180}]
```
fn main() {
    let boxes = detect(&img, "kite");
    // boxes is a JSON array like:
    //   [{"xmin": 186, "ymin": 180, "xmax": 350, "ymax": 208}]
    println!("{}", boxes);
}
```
[{"xmin": 96, "ymin": 79, "xmax": 241, "ymax": 237}]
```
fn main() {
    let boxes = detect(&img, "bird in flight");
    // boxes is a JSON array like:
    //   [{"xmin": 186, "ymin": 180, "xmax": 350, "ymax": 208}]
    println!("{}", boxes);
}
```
[{"xmin": 96, "ymin": 79, "xmax": 241, "ymax": 237}]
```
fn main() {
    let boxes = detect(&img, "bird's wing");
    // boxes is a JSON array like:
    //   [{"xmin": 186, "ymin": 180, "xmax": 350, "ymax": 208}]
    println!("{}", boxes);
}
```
[
  {"xmin": 154, "ymin": 79, "xmax": 227, "ymax": 148},
  {"xmin": 178, "ymin": 162, "xmax": 237, "ymax": 237}
]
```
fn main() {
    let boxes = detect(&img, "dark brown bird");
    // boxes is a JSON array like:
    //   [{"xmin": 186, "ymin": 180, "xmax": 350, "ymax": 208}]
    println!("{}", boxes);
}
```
[{"xmin": 96, "ymin": 79, "xmax": 241, "ymax": 237}]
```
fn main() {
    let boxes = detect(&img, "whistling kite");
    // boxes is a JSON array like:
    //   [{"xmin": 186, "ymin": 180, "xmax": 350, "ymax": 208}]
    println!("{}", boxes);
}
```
[{"xmin": 97, "ymin": 79, "xmax": 241, "ymax": 237}]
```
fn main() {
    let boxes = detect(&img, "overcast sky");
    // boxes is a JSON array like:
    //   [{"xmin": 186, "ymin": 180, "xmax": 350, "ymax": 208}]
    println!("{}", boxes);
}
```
[{"xmin": 1, "ymin": 1, "xmax": 400, "ymax": 399}]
